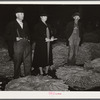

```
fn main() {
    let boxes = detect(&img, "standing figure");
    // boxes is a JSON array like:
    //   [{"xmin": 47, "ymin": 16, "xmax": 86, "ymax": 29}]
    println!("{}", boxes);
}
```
[
  {"xmin": 65, "ymin": 12, "xmax": 83, "ymax": 65},
  {"xmin": 6, "ymin": 7, "xmax": 32, "ymax": 79},
  {"xmin": 32, "ymin": 13, "xmax": 55, "ymax": 75}
]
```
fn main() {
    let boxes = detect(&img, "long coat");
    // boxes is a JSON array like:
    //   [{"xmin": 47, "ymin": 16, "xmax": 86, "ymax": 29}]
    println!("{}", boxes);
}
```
[
  {"xmin": 65, "ymin": 21, "xmax": 84, "ymax": 46},
  {"xmin": 32, "ymin": 20, "xmax": 53, "ymax": 68}
]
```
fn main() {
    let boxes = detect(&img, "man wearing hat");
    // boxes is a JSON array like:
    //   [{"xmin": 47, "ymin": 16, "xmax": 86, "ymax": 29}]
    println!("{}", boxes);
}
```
[
  {"xmin": 6, "ymin": 7, "xmax": 32, "ymax": 79},
  {"xmin": 65, "ymin": 12, "xmax": 84, "ymax": 65},
  {"xmin": 32, "ymin": 12, "xmax": 56, "ymax": 75}
]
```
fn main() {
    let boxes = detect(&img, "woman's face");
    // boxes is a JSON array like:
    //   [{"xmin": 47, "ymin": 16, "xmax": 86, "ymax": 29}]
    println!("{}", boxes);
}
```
[
  {"xmin": 40, "ymin": 16, "xmax": 47, "ymax": 22},
  {"xmin": 16, "ymin": 12, "xmax": 24, "ymax": 21}
]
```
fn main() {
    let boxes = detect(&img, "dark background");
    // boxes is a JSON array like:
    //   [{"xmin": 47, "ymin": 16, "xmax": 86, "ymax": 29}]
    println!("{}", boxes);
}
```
[{"xmin": 0, "ymin": 5, "xmax": 100, "ymax": 38}]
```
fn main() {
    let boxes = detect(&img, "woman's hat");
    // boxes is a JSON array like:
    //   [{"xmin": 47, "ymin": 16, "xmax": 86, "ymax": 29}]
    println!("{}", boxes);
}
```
[{"xmin": 15, "ymin": 7, "xmax": 24, "ymax": 13}]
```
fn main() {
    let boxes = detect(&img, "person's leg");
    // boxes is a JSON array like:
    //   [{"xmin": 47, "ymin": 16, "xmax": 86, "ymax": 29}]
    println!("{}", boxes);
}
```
[
  {"xmin": 68, "ymin": 39, "xmax": 77, "ymax": 65},
  {"xmin": 68, "ymin": 43, "xmax": 74, "ymax": 60},
  {"xmin": 45, "ymin": 66, "xmax": 49, "ymax": 74},
  {"xmin": 13, "ymin": 42, "xmax": 23, "ymax": 79},
  {"xmin": 75, "ymin": 39, "xmax": 80, "ymax": 60},
  {"xmin": 39, "ymin": 67, "xmax": 43, "ymax": 75},
  {"xmin": 31, "ymin": 48, "xmax": 40, "ymax": 76},
  {"xmin": 75, "ymin": 45, "xmax": 79, "ymax": 59},
  {"xmin": 23, "ymin": 42, "xmax": 32, "ymax": 76}
]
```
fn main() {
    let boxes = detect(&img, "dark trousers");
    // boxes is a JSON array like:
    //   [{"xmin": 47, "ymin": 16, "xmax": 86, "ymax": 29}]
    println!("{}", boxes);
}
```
[{"xmin": 14, "ymin": 39, "xmax": 32, "ymax": 79}]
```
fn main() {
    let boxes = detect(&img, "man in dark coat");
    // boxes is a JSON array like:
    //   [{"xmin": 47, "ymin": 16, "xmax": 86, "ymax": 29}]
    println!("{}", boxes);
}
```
[
  {"xmin": 32, "ymin": 13, "xmax": 56, "ymax": 75},
  {"xmin": 65, "ymin": 12, "xmax": 84, "ymax": 65},
  {"xmin": 6, "ymin": 7, "xmax": 32, "ymax": 79}
]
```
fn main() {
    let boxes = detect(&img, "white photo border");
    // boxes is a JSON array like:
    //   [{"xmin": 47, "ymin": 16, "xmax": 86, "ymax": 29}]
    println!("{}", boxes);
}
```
[{"xmin": 0, "ymin": 1, "xmax": 100, "ymax": 99}]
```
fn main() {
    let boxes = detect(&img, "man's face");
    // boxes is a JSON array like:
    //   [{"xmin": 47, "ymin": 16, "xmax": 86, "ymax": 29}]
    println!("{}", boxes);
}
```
[
  {"xmin": 16, "ymin": 12, "xmax": 24, "ymax": 21},
  {"xmin": 73, "ymin": 15, "xmax": 80, "ymax": 21},
  {"xmin": 40, "ymin": 16, "xmax": 47, "ymax": 22}
]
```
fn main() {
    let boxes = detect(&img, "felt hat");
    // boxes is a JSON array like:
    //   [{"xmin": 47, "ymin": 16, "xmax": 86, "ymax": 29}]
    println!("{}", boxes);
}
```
[
  {"xmin": 15, "ymin": 7, "xmax": 24, "ymax": 13},
  {"xmin": 72, "ymin": 12, "xmax": 80, "ymax": 17},
  {"xmin": 40, "ymin": 11, "xmax": 48, "ymax": 16}
]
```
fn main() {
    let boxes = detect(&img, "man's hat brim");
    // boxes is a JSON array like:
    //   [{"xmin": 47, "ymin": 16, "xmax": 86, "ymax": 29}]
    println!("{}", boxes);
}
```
[{"xmin": 40, "ymin": 13, "xmax": 48, "ymax": 16}]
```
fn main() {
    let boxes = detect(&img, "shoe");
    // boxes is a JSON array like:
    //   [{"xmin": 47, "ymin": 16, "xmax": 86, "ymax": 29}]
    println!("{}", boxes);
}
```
[
  {"xmin": 31, "ymin": 70, "xmax": 39, "ymax": 76},
  {"xmin": 43, "ymin": 73, "xmax": 48, "ymax": 76}
]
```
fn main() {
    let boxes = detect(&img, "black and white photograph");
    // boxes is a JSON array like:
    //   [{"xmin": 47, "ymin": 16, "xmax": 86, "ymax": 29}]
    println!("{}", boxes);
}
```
[{"xmin": 1, "ymin": 1, "xmax": 100, "ymax": 96}]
